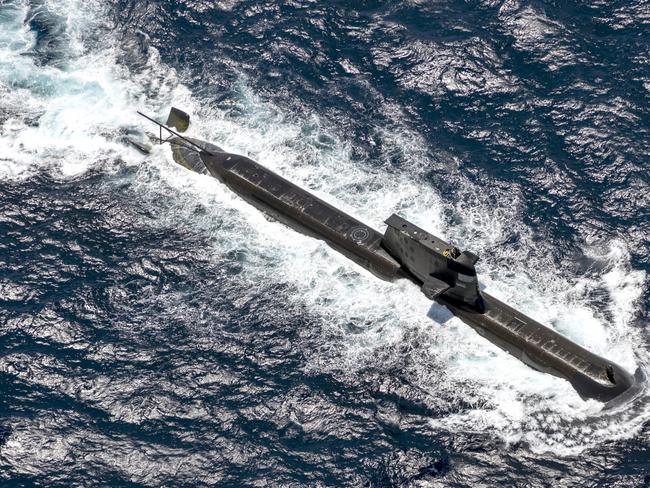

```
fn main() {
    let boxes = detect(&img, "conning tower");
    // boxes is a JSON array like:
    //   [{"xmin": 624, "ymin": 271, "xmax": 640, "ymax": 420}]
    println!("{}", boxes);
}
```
[{"xmin": 382, "ymin": 214, "xmax": 484, "ymax": 312}]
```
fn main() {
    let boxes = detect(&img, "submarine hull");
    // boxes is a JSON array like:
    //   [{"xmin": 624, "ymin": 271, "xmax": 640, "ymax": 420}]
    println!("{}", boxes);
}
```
[
  {"xmin": 446, "ymin": 293, "xmax": 636, "ymax": 403},
  {"xmin": 198, "ymin": 151, "xmax": 405, "ymax": 282},
  {"xmin": 158, "ymin": 136, "xmax": 640, "ymax": 405}
]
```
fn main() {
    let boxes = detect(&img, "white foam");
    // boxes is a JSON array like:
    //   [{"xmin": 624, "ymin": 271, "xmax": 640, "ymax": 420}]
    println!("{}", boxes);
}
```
[{"xmin": 0, "ymin": 0, "xmax": 186, "ymax": 179}]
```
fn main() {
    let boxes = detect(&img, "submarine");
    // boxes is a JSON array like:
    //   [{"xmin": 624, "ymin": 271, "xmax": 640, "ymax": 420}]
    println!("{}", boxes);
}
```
[{"xmin": 132, "ymin": 107, "xmax": 644, "ymax": 405}]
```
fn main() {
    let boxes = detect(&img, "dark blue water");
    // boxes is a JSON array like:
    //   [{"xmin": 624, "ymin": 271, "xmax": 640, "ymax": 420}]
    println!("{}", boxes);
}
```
[{"xmin": 1, "ymin": 0, "xmax": 649, "ymax": 486}]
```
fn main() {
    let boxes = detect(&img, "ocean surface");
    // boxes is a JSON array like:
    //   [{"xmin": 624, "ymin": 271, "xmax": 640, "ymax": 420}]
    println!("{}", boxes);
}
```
[{"xmin": 1, "ymin": 0, "xmax": 649, "ymax": 486}]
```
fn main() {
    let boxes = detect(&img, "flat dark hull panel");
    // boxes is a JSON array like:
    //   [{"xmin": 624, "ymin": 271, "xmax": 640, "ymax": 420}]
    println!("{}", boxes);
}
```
[{"xmin": 199, "ymin": 151, "xmax": 404, "ymax": 282}]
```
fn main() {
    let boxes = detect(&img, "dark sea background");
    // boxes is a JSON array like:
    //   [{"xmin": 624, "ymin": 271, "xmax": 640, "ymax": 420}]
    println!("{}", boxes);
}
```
[{"xmin": 1, "ymin": 0, "xmax": 649, "ymax": 486}]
